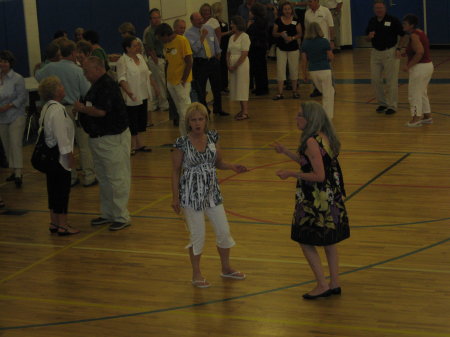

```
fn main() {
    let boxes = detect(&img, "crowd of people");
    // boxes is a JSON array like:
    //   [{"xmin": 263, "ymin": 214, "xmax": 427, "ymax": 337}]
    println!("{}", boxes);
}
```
[{"xmin": 0, "ymin": 0, "xmax": 434, "ymax": 296}]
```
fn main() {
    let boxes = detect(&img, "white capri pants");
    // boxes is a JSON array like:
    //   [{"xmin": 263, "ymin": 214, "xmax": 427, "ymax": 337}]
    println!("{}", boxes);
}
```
[
  {"xmin": 276, "ymin": 48, "xmax": 299, "ymax": 82},
  {"xmin": 408, "ymin": 62, "xmax": 434, "ymax": 117},
  {"xmin": 183, "ymin": 204, "xmax": 236, "ymax": 256},
  {"xmin": 167, "ymin": 82, "xmax": 191, "ymax": 136},
  {"xmin": 0, "ymin": 114, "xmax": 26, "ymax": 174},
  {"xmin": 310, "ymin": 69, "xmax": 335, "ymax": 119}
]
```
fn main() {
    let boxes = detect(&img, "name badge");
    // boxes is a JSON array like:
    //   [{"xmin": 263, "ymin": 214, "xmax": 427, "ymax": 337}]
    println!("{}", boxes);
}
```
[
  {"xmin": 292, "ymin": 20, "xmax": 297, "ymax": 25},
  {"xmin": 384, "ymin": 21, "xmax": 391, "ymax": 27},
  {"xmin": 209, "ymin": 36, "xmax": 215, "ymax": 41},
  {"xmin": 208, "ymin": 143, "xmax": 216, "ymax": 152},
  {"xmin": 86, "ymin": 101, "xmax": 93, "ymax": 107}
]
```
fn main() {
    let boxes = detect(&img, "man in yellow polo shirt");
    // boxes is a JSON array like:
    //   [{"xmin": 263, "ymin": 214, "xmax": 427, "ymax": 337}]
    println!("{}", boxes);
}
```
[{"xmin": 155, "ymin": 23, "xmax": 193, "ymax": 135}]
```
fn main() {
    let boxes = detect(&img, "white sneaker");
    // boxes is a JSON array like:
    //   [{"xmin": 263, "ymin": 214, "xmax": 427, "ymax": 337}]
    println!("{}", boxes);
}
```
[
  {"xmin": 421, "ymin": 118, "xmax": 433, "ymax": 124},
  {"xmin": 406, "ymin": 120, "xmax": 423, "ymax": 127}
]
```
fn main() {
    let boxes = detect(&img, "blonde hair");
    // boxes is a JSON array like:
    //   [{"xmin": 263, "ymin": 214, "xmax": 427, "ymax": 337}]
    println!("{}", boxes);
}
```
[
  {"xmin": 211, "ymin": 2, "xmax": 222, "ymax": 19},
  {"xmin": 185, "ymin": 102, "xmax": 209, "ymax": 133},
  {"xmin": 304, "ymin": 22, "xmax": 324, "ymax": 39},
  {"xmin": 38, "ymin": 76, "xmax": 62, "ymax": 102}
]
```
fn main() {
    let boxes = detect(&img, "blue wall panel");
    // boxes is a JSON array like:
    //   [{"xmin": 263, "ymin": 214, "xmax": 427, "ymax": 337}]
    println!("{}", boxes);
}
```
[
  {"xmin": 426, "ymin": 0, "xmax": 450, "ymax": 45},
  {"xmin": 0, "ymin": 0, "xmax": 29, "ymax": 76},
  {"xmin": 37, "ymin": 0, "xmax": 149, "ymax": 55}
]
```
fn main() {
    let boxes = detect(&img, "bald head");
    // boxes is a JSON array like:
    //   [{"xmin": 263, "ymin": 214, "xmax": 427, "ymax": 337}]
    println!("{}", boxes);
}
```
[
  {"xmin": 83, "ymin": 56, "xmax": 106, "ymax": 83},
  {"xmin": 190, "ymin": 12, "xmax": 203, "ymax": 28}
]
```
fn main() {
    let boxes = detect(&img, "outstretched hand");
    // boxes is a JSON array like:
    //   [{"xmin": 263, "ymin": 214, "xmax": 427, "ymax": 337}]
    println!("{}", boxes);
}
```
[
  {"xmin": 273, "ymin": 141, "xmax": 287, "ymax": 154},
  {"xmin": 231, "ymin": 164, "xmax": 248, "ymax": 173},
  {"xmin": 276, "ymin": 169, "xmax": 294, "ymax": 180}
]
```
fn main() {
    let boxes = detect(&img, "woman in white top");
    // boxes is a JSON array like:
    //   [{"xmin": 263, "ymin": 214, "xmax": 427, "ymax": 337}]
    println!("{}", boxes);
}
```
[
  {"xmin": 117, "ymin": 36, "xmax": 158, "ymax": 155},
  {"xmin": 200, "ymin": 3, "xmax": 221, "ymax": 42},
  {"xmin": 38, "ymin": 76, "xmax": 79, "ymax": 236},
  {"xmin": 227, "ymin": 16, "xmax": 251, "ymax": 121}
]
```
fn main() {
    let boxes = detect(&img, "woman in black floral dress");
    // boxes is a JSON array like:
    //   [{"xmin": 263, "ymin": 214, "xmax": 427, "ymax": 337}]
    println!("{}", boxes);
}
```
[
  {"xmin": 172, "ymin": 103, "xmax": 248, "ymax": 288},
  {"xmin": 275, "ymin": 101, "xmax": 349, "ymax": 300}
]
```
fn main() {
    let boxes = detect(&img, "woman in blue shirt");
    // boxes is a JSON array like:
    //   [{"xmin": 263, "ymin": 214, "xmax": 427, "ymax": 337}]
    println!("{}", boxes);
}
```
[
  {"xmin": 301, "ymin": 22, "xmax": 335, "ymax": 119},
  {"xmin": 0, "ymin": 50, "xmax": 27, "ymax": 187}
]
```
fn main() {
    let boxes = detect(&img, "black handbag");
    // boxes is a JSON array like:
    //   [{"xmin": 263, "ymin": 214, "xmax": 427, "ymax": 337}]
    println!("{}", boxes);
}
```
[{"xmin": 31, "ymin": 103, "xmax": 60, "ymax": 173}]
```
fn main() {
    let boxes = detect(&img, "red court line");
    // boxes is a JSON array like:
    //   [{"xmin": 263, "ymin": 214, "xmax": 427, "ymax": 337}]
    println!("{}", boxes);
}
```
[{"xmin": 365, "ymin": 56, "xmax": 450, "ymax": 104}]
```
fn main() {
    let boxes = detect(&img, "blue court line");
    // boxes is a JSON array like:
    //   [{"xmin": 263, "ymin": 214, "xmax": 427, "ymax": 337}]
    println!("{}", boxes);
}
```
[
  {"xmin": 1, "ymin": 235, "xmax": 448, "ymax": 331},
  {"xmin": 345, "ymin": 153, "xmax": 410, "ymax": 201}
]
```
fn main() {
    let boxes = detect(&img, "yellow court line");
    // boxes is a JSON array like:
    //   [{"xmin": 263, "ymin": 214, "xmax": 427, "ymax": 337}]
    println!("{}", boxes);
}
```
[
  {"xmin": 174, "ymin": 311, "xmax": 450, "ymax": 337},
  {"xmin": 0, "ymin": 295, "xmax": 145, "ymax": 312}
]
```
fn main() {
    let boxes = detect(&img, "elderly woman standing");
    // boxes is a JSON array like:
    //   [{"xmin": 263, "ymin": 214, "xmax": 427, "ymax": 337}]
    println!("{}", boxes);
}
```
[
  {"xmin": 117, "ymin": 36, "xmax": 158, "ymax": 154},
  {"xmin": 38, "ymin": 76, "xmax": 79, "ymax": 235},
  {"xmin": 272, "ymin": 1, "xmax": 302, "ymax": 100},
  {"xmin": 172, "ymin": 102, "xmax": 247, "ymax": 288},
  {"xmin": 0, "ymin": 50, "xmax": 27, "ymax": 188},
  {"xmin": 227, "ymin": 16, "xmax": 251, "ymax": 121},
  {"xmin": 402, "ymin": 14, "xmax": 434, "ymax": 127},
  {"xmin": 301, "ymin": 22, "xmax": 335, "ymax": 119},
  {"xmin": 274, "ymin": 101, "xmax": 349, "ymax": 299}
]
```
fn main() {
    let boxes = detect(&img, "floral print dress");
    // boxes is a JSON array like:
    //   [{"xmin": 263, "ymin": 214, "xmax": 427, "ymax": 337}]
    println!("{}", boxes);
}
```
[
  {"xmin": 291, "ymin": 135, "xmax": 350, "ymax": 246},
  {"xmin": 174, "ymin": 130, "xmax": 223, "ymax": 211}
]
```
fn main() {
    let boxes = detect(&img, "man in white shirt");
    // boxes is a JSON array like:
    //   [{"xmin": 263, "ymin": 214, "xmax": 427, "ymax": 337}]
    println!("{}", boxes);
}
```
[{"xmin": 320, "ymin": 0, "xmax": 342, "ymax": 53}]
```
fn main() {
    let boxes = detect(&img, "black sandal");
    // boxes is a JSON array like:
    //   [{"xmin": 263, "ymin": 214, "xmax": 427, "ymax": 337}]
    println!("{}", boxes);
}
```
[
  {"xmin": 56, "ymin": 225, "xmax": 80, "ymax": 236},
  {"xmin": 49, "ymin": 223, "xmax": 58, "ymax": 234}
]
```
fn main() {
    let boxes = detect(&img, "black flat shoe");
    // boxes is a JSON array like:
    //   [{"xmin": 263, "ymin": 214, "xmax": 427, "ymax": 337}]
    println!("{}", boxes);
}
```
[
  {"xmin": 49, "ymin": 223, "xmax": 58, "ymax": 234},
  {"xmin": 331, "ymin": 287, "xmax": 341, "ymax": 295},
  {"xmin": 15, "ymin": 176, "xmax": 22, "ymax": 188},
  {"xmin": 302, "ymin": 289, "xmax": 332, "ymax": 300},
  {"xmin": 5, "ymin": 173, "xmax": 15, "ymax": 182}
]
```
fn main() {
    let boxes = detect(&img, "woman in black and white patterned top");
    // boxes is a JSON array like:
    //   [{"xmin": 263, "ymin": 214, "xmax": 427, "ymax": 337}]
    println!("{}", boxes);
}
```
[{"xmin": 172, "ymin": 102, "xmax": 247, "ymax": 288}]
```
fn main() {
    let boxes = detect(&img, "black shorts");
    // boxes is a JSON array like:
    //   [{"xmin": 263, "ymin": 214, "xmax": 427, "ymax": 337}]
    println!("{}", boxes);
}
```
[{"xmin": 127, "ymin": 99, "xmax": 148, "ymax": 135}]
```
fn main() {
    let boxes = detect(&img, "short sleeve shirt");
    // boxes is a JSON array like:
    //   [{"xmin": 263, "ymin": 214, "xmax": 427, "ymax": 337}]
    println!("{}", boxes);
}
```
[
  {"xmin": 173, "ymin": 130, "xmax": 223, "ymax": 211},
  {"xmin": 275, "ymin": 17, "xmax": 300, "ymax": 51},
  {"xmin": 305, "ymin": 5, "xmax": 334, "ymax": 41},
  {"xmin": 302, "ymin": 37, "xmax": 331, "ymax": 71},
  {"xmin": 365, "ymin": 14, "xmax": 405, "ymax": 50},
  {"xmin": 164, "ymin": 35, "xmax": 193, "ymax": 85}
]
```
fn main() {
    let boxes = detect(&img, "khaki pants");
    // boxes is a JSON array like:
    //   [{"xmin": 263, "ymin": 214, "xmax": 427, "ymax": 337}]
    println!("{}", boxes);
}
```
[
  {"xmin": 0, "ymin": 114, "xmax": 26, "ymax": 176},
  {"xmin": 89, "ymin": 129, "xmax": 131, "ymax": 223},
  {"xmin": 276, "ymin": 48, "xmax": 299, "ymax": 82},
  {"xmin": 167, "ymin": 82, "xmax": 191, "ymax": 136},
  {"xmin": 147, "ymin": 57, "xmax": 169, "ymax": 111},
  {"xmin": 330, "ymin": 8, "xmax": 341, "ymax": 49},
  {"xmin": 310, "ymin": 69, "xmax": 335, "ymax": 119},
  {"xmin": 66, "ymin": 105, "xmax": 96, "ymax": 185},
  {"xmin": 370, "ymin": 47, "xmax": 400, "ymax": 110}
]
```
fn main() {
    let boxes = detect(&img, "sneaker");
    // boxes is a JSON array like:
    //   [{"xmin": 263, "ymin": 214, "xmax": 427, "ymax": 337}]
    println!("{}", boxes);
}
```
[
  {"xmin": 376, "ymin": 105, "xmax": 387, "ymax": 113},
  {"xmin": 109, "ymin": 222, "xmax": 131, "ymax": 231},
  {"xmin": 91, "ymin": 217, "xmax": 111, "ymax": 226},
  {"xmin": 83, "ymin": 179, "xmax": 98, "ymax": 187},
  {"xmin": 421, "ymin": 118, "xmax": 433, "ymax": 124},
  {"xmin": 385, "ymin": 108, "xmax": 396, "ymax": 115}
]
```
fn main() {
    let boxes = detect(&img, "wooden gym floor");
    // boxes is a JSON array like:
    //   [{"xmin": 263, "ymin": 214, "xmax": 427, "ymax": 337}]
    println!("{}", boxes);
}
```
[{"xmin": 1, "ymin": 48, "xmax": 450, "ymax": 336}]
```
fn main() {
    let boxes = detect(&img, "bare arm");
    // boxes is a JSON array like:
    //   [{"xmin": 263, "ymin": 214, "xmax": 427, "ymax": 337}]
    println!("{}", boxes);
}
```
[
  {"xmin": 73, "ymin": 101, "xmax": 107, "ymax": 117},
  {"xmin": 171, "ymin": 149, "xmax": 184, "ymax": 214},
  {"xmin": 215, "ymin": 143, "xmax": 247, "ymax": 172},
  {"xmin": 405, "ymin": 34, "xmax": 424, "ymax": 70},
  {"xmin": 181, "ymin": 55, "xmax": 193, "ymax": 86},
  {"xmin": 276, "ymin": 138, "xmax": 325, "ymax": 182},
  {"xmin": 274, "ymin": 141, "xmax": 301, "ymax": 163}
]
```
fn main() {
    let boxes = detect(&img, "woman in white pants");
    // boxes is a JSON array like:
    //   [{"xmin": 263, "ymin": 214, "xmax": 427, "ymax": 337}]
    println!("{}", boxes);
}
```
[
  {"xmin": 301, "ymin": 22, "xmax": 335, "ymax": 120},
  {"xmin": 402, "ymin": 14, "xmax": 434, "ymax": 127},
  {"xmin": 172, "ymin": 103, "xmax": 247, "ymax": 288},
  {"xmin": 0, "ymin": 50, "xmax": 27, "ymax": 188}
]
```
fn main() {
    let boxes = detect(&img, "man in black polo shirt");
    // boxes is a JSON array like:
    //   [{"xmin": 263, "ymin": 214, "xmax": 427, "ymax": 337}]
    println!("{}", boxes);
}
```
[
  {"xmin": 73, "ymin": 56, "xmax": 132, "ymax": 231},
  {"xmin": 365, "ymin": 0, "xmax": 407, "ymax": 115}
]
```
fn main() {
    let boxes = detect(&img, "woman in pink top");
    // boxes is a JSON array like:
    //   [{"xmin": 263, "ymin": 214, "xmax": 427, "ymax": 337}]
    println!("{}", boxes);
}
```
[{"xmin": 401, "ymin": 14, "xmax": 433, "ymax": 127}]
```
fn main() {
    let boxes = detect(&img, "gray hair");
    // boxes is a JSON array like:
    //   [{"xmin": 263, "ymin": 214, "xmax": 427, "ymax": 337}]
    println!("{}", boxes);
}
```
[
  {"xmin": 185, "ymin": 102, "xmax": 209, "ymax": 133},
  {"xmin": 299, "ymin": 101, "xmax": 340, "ymax": 156},
  {"xmin": 38, "ymin": 76, "xmax": 62, "ymax": 102},
  {"xmin": 304, "ymin": 22, "xmax": 324, "ymax": 39}
]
